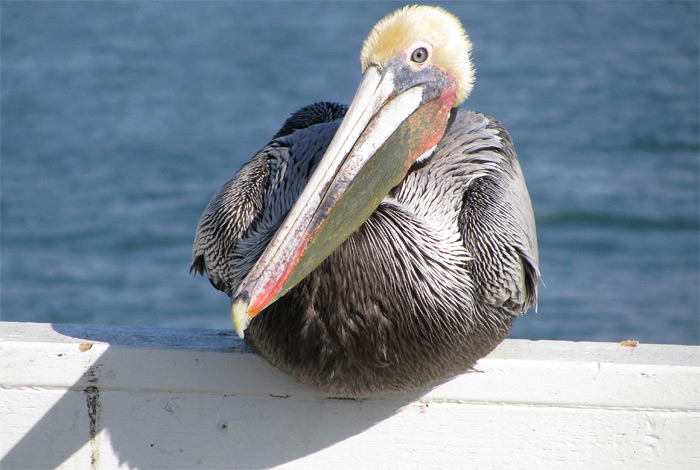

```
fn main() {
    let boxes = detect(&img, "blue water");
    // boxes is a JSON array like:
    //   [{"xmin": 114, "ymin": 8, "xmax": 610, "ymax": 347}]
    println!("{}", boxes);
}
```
[{"xmin": 2, "ymin": 1, "xmax": 698, "ymax": 345}]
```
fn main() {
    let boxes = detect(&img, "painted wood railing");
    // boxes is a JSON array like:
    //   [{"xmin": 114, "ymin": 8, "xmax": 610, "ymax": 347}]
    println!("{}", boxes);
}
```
[{"xmin": 1, "ymin": 321, "xmax": 698, "ymax": 469}]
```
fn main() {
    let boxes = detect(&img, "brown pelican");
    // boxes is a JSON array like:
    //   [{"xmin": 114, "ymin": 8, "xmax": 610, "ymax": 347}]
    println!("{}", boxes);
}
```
[{"xmin": 192, "ymin": 5, "xmax": 539, "ymax": 396}]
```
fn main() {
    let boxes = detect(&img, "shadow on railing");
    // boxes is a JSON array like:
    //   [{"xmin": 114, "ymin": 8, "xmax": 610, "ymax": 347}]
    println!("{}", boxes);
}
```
[{"xmin": 3, "ymin": 323, "xmax": 427, "ymax": 469}]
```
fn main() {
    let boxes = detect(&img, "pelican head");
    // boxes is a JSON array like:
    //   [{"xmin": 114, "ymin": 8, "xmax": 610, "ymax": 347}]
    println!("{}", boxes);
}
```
[
  {"xmin": 360, "ymin": 5, "xmax": 475, "ymax": 106},
  {"xmin": 232, "ymin": 5, "xmax": 476, "ymax": 337}
]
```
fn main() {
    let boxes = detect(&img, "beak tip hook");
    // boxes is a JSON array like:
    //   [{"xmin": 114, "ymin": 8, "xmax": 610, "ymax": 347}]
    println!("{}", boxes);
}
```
[{"xmin": 231, "ymin": 292, "xmax": 251, "ymax": 339}]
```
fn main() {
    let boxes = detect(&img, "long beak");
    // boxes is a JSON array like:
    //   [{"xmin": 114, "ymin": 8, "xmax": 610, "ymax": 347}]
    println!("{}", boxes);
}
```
[{"xmin": 231, "ymin": 63, "xmax": 456, "ymax": 337}]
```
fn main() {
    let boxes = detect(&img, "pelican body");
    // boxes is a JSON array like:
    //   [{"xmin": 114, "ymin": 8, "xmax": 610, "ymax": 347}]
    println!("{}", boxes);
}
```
[{"xmin": 192, "ymin": 6, "xmax": 539, "ymax": 396}]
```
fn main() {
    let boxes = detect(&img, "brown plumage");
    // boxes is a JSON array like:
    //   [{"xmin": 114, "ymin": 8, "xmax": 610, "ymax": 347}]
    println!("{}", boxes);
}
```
[{"xmin": 192, "ymin": 6, "xmax": 538, "ymax": 396}]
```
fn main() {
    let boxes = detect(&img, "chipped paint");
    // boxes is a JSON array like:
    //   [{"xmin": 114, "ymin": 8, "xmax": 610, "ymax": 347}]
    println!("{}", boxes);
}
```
[
  {"xmin": 84, "ymin": 365, "xmax": 101, "ymax": 469},
  {"xmin": 84, "ymin": 385, "xmax": 100, "ymax": 469}
]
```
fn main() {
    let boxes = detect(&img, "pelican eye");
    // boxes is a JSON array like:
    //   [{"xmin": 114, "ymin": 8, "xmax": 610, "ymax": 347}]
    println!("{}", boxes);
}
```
[{"xmin": 410, "ymin": 47, "xmax": 429, "ymax": 64}]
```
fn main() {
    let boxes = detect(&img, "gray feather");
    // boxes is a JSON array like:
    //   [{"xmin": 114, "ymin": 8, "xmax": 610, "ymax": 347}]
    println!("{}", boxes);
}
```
[{"xmin": 192, "ymin": 104, "xmax": 539, "ymax": 395}]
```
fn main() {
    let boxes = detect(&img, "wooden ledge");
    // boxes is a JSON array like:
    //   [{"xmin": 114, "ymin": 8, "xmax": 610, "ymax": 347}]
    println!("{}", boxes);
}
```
[{"xmin": 1, "ymin": 321, "xmax": 698, "ymax": 469}]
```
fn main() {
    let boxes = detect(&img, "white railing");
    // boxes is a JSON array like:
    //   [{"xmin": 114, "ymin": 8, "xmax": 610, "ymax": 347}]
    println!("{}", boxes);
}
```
[{"xmin": 1, "ymin": 321, "xmax": 698, "ymax": 469}]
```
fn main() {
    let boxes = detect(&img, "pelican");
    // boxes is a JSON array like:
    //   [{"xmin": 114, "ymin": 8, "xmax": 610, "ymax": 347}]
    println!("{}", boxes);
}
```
[{"xmin": 192, "ymin": 5, "xmax": 539, "ymax": 396}]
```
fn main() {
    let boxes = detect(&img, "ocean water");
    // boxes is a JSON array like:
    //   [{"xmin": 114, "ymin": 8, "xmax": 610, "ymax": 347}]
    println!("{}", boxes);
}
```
[{"xmin": 2, "ymin": 1, "xmax": 698, "ymax": 345}]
